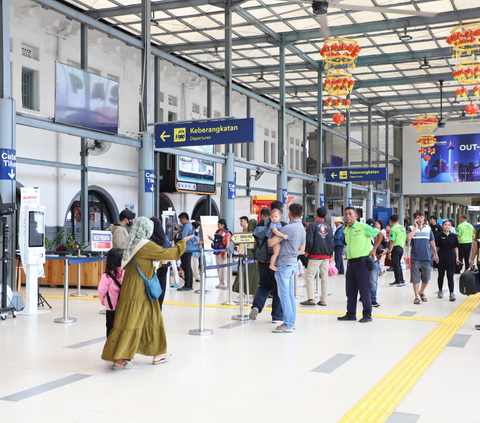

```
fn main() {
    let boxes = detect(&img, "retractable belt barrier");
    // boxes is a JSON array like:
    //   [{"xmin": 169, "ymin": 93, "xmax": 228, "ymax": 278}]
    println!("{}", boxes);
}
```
[{"xmin": 45, "ymin": 255, "xmax": 106, "ymax": 324}]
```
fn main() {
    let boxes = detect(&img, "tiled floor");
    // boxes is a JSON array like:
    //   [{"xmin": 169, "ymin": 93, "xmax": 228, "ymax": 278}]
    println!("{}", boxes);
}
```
[{"xmin": 2, "ymin": 266, "xmax": 480, "ymax": 423}]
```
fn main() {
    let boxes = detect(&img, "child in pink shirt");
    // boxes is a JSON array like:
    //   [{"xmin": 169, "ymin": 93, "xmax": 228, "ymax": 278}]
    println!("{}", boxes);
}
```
[{"xmin": 98, "ymin": 248, "xmax": 124, "ymax": 336}]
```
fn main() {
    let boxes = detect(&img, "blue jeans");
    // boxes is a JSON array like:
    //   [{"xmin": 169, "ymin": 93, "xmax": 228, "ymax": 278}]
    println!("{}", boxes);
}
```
[
  {"xmin": 370, "ymin": 260, "xmax": 379, "ymax": 302},
  {"xmin": 274, "ymin": 263, "xmax": 297, "ymax": 329}
]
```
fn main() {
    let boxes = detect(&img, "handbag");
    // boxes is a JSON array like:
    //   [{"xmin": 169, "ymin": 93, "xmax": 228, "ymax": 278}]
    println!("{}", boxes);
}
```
[
  {"xmin": 132, "ymin": 258, "xmax": 162, "ymax": 301},
  {"xmin": 328, "ymin": 261, "xmax": 338, "ymax": 277}
]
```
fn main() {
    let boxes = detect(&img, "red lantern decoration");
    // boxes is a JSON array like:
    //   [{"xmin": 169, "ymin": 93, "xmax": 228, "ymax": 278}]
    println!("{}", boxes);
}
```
[
  {"xmin": 344, "ymin": 99, "xmax": 351, "ymax": 110},
  {"xmin": 332, "ymin": 113, "xmax": 345, "ymax": 127},
  {"xmin": 424, "ymin": 155, "xmax": 431, "ymax": 162},
  {"xmin": 466, "ymin": 102, "xmax": 479, "ymax": 119}
]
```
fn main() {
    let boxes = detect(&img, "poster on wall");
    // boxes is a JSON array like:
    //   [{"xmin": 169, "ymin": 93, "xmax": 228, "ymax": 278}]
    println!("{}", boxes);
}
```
[{"xmin": 421, "ymin": 133, "xmax": 480, "ymax": 183}]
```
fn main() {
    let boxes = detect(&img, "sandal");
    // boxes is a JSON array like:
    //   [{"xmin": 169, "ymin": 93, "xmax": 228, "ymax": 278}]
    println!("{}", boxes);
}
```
[
  {"xmin": 112, "ymin": 361, "xmax": 138, "ymax": 370},
  {"xmin": 420, "ymin": 294, "xmax": 428, "ymax": 302},
  {"xmin": 300, "ymin": 300, "xmax": 316, "ymax": 306},
  {"xmin": 153, "ymin": 354, "xmax": 172, "ymax": 365},
  {"xmin": 413, "ymin": 298, "xmax": 421, "ymax": 305},
  {"xmin": 272, "ymin": 325, "xmax": 293, "ymax": 333}
]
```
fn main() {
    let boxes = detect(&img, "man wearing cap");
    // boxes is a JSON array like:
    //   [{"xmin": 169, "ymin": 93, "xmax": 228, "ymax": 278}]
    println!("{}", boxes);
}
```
[
  {"xmin": 110, "ymin": 209, "xmax": 136, "ymax": 249},
  {"xmin": 338, "ymin": 207, "xmax": 383, "ymax": 323},
  {"xmin": 333, "ymin": 217, "xmax": 345, "ymax": 274}
]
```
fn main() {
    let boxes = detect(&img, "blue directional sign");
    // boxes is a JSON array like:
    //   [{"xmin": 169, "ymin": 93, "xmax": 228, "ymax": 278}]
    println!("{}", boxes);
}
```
[
  {"xmin": 282, "ymin": 189, "xmax": 288, "ymax": 204},
  {"xmin": 348, "ymin": 197, "xmax": 353, "ymax": 207},
  {"xmin": 326, "ymin": 167, "xmax": 387, "ymax": 183},
  {"xmin": 227, "ymin": 181, "xmax": 235, "ymax": 200},
  {"xmin": 319, "ymin": 194, "xmax": 325, "ymax": 207},
  {"xmin": 155, "ymin": 118, "xmax": 255, "ymax": 148},
  {"xmin": 374, "ymin": 195, "xmax": 386, "ymax": 207},
  {"xmin": 0, "ymin": 149, "xmax": 16, "ymax": 181},
  {"xmin": 145, "ymin": 170, "xmax": 155, "ymax": 193}
]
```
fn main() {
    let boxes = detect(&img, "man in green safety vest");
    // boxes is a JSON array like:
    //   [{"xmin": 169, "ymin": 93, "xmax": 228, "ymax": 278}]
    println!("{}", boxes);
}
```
[
  {"xmin": 456, "ymin": 214, "xmax": 475, "ymax": 272},
  {"xmin": 388, "ymin": 215, "xmax": 407, "ymax": 287}
]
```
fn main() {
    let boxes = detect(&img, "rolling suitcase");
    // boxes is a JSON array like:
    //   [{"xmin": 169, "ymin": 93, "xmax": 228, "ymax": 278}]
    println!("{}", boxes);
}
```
[{"xmin": 459, "ymin": 268, "xmax": 480, "ymax": 296}]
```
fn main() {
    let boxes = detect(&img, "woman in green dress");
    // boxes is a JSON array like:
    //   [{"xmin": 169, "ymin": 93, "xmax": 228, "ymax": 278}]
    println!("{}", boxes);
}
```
[
  {"xmin": 102, "ymin": 216, "xmax": 193, "ymax": 370},
  {"xmin": 233, "ymin": 219, "xmax": 259, "ymax": 296}
]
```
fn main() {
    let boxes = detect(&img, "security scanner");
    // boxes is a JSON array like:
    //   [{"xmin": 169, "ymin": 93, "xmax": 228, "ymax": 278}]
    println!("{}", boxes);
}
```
[{"xmin": 22, "ymin": 206, "xmax": 46, "ymax": 314}]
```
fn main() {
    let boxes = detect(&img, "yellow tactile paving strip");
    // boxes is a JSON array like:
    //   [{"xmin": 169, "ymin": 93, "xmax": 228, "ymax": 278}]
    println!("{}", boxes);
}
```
[
  {"xmin": 37, "ymin": 295, "xmax": 444, "ymax": 322},
  {"xmin": 338, "ymin": 293, "xmax": 480, "ymax": 423}
]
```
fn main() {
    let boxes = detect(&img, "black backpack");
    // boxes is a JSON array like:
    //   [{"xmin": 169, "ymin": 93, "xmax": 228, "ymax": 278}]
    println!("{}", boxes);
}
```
[{"xmin": 253, "ymin": 218, "xmax": 286, "ymax": 263}]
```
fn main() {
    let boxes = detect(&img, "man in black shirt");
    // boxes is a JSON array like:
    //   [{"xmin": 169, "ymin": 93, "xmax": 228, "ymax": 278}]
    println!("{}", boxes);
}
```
[{"xmin": 429, "ymin": 216, "xmax": 442, "ymax": 269}]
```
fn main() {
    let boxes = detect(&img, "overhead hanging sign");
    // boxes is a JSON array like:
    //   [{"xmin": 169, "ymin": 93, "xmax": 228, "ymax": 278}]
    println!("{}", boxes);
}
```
[
  {"xmin": 154, "ymin": 118, "xmax": 255, "ymax": 148},
  {"xmin": 326, "ymin": 167, "xmax": 387, "ymax": 183},
  {"xmin": 0, "ymin": 149, "xmax": 16, "ymax": 180}
]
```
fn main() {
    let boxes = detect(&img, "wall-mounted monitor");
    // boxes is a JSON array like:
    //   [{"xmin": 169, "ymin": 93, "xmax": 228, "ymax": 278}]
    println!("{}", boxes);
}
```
[{"xmin": 55, "ymin": 62, "xmax": 119, "ymax": 134}]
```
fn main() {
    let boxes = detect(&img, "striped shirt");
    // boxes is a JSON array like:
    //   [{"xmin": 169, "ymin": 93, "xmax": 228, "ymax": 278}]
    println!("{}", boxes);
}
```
[{"xmin": 407, "ymin": 225, "xmax": 434, "ymax": 261}]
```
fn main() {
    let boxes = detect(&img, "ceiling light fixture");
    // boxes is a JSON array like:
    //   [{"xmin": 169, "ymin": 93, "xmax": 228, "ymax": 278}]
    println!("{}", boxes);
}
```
[
  {"xmin": 452, "ymin": 98, "xmax": 460, "ymax": 105},
  {"xmin": 312, "ymin": 1, "xmax": 328, "ymax": 15},
  {"xmin": 257, "ymin": 68, "xmax": 266, "ymax": 83},
  {"xmin": 211, "ymin": 44, "xmax": 221, "ymax": 59},
  {"xmin": 399, "ymin": 27, "xmax": 412, "ymax": 42},
  {"xmin": 291, "ymin": 88, "xmax": 300, "ymax": 100},
  {"xmin": 420, "ymin": 58, "xmax": 431, "ymax": 70}
]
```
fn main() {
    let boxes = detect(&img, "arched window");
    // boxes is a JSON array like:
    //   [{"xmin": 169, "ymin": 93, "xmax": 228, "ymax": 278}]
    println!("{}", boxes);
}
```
[
  {"xmin": 191, "ymin": 196, "xmax": 219, "ymax": 220},
  {"xmin": 65, "ymin": 189, "xmax": 116, "ymax": 241}
]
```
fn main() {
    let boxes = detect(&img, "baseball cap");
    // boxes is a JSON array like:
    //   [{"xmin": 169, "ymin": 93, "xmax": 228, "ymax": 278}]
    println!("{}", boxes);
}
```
[
  {"xmin": 366, "ymin": 218, "xmax": 375, "ymax": 228},
  {"xmin": 334, "ymin": 217, "xmax": 343, "ymax": 223}
]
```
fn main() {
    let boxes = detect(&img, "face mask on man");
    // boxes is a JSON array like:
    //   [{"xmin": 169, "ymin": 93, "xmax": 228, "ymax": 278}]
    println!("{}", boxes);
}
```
[{"xmin": 127, "ymin": 220, "xmax": 133, "ymax": 227}]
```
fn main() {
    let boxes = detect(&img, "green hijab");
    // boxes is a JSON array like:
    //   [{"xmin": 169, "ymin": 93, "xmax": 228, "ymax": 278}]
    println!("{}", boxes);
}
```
[
  {"xmin": 247, "ymin": 219, "xmax": 257, "ymax": 232},
  {"xmin": 122, "ymin": 217, "xmax": 154, "ymax": 265}
]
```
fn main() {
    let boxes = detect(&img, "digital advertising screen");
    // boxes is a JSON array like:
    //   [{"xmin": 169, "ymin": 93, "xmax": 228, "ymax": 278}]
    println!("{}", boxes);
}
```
[
  {"xmin": 176, "ymin": 145, "xmax": 216, "ymax": 194},
  {"xmin": 421, "ymin": 133, "xmax": 480, "ymax": 183},
  {"xmin": 55, "ymin": 62, "xmax": 119, "ymax": 134}
]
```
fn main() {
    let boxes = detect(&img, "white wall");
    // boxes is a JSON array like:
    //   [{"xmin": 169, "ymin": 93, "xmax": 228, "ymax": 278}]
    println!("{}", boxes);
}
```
[{"xmin": 402, "ymin": 121, "xmax": 480, "ymax": 196}]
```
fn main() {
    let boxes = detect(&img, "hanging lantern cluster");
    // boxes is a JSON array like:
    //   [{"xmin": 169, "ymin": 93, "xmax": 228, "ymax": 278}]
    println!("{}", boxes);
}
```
[
  {"xmin": 413, "ymin": 113, "xmax": 437, "ymax": 162},
  {"xmin": 448, "ymin": 24, "xmax": 480, "ymax": 119},
  {"xmin": 321, "ymin": 38, "xmax": 361, "ymax": 127},
  {"xmin": 412, "ymin": 115, "xmax": 438, "ymax": 133}
]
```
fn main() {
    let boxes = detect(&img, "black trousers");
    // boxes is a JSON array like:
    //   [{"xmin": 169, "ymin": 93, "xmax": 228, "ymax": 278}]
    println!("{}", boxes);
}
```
[
  {"xmin": 180, "ymin": 253, "xmax": 193, "ymax": 289},
  {"xmin": 391, "ymin": 246, "xmax": 404, "ymax": 283},
  {"xmin": 458, "ymin": 243, "xmax": 472, "ymax": 271},
  {"xmin": 438, "ymin": 267, "xmax": 455, "ymax": 294},
  {"xmin": 156, "ymin": 266, "xmax": 168, "ymax": 310},
  {"xmin": 252, "ymin": 262, "xmax": 283, "ymax": 321},
  {"xmin": 106, "ymin": 310, "xmax": 115, "ymax": 337},
  {"xmin": 346, "ymin": 260, "xmax": 372, "ymax": 319},
  {"xmin": 334, "ymin": 246, "xmax": 345, "ymax": 274}
]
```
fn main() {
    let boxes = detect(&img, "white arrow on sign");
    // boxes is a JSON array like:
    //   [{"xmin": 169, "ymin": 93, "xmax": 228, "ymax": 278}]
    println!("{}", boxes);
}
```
[
  {"xmin": 150, "ymin": 186, "xmax": 154, "ymax": 192},
  {"xmin": 8, "ymin": 170, "xmax": 15, "ymax": 179}
]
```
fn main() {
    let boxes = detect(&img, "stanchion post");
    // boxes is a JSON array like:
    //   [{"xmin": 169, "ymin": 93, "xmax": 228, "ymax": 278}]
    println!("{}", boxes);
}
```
[
  {"xmin": 294, "ymin": 270, "xmax": 303, "ymax": 299},
  {"xmin": 232, "ymin": 256, "xmax": 250, "ymax": 321},
  {"xmin": 189, "ymin": 248, "xmax": 213, "ymax": 336},
  {"xmin": 244, "ymin": 259, "xmax": 251, "ymax": 306},
  {"xmin": 222, "ymin": 251, "xmax": 238, "ymax": 306},
  {"xmin": 71, "ymin": 250, "xmax": 87, "ymax": 298},
  {"xmin": 54, "ymin": 258, "xmax": 77, "ymax": 323}
]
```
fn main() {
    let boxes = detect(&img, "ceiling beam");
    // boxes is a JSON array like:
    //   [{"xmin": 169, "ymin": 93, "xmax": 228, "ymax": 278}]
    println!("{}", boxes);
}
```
[
  {"xmin": 155, "ymin": 9, "xmax": 479, "ymax": 53},
  {"xmin": 254, "ymin": 72, "xmax": 453, "ymax": 94},
  {"xmin": 223, "ymin": 47, "xmax": 452, "ymax": 76},
  {"xmin": 86, "ymin": 0, "xmax": 230, "ymax": 19},
  {"xmin": 284, "ymin": 8, "xmax": 480, "ymax": 44}
]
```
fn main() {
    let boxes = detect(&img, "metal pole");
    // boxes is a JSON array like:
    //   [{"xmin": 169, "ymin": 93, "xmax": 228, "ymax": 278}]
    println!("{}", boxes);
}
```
[
  {"xmin": 244, "ymin": 259, "xmax": 251, "ymax": 306},
  {"xmin": 71, "ymin": 250, "xmax": 87, "ymax": 297},
  {"xmin": 366, "ymin": 185, "xmax": 373, "ymax": 220},
  {"xmin": 232, "ymin": 256, "xmax": 249, "ymax": 321},
  {"xmin": 317, "ymin": 62, "xmax": 323, "ymax": 174},
  {"xmin": 277, "ymin": 34, "xmax": 288, "ymax": 219},
  {"xmin": 54, "ymin": 259, "xmax": 76, "ymax": 323},
  {"xmin": 99, "ymin": 251, "xmax": 106, "ymax": 314},
  {"xmin": 189, "ymin": 248, "xmax": 213, "ymax": 336},
  {"xmin": 294, "ymin": 269, "xmax": 303, "ymax": 299},
  {"xmin": 222, "ymin": 251, "xmax": 238, "ymax": 305}
]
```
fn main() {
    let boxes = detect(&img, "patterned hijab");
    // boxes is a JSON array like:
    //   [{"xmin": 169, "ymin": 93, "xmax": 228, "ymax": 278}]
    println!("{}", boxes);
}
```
[{"xmin": 121, "ymin": 217, "xmax": 154, "ymax": 267}]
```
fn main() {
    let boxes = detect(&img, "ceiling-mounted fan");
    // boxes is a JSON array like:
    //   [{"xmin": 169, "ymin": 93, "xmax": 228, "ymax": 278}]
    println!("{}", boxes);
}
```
[{"xmin": 225, "ymin": 0, "xmax": 438, "ymax": 40}]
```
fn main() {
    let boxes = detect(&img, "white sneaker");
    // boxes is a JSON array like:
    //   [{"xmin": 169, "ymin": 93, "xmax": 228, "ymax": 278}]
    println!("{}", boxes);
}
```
[
  {"xmin": 272, "ymin": 320, "xmax": 283, "ymax": 324},
  {"xmin": 249, "ymin": 307, "xmax": 259, "ymax": 320},
  {"xmin": 437, "ymin": 291, "xmax": 443, "ymax": 298},
  {"xmin": 449, "ymin": 293, "xmax": 456, "ymax": 301}
]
